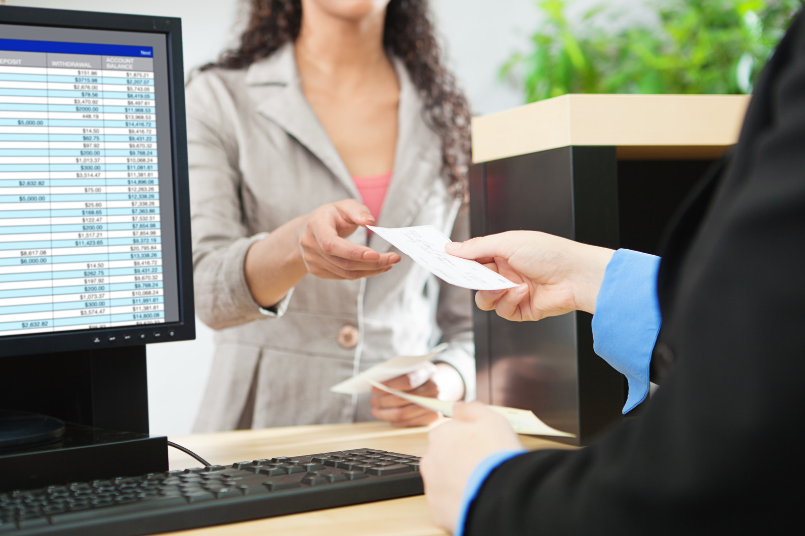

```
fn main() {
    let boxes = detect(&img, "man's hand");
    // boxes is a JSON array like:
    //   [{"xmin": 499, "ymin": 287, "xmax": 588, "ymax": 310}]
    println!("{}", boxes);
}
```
[
  {"xmin": 445, "ymin": 231, "xmax": 614, "ymax": 321},
  {"xmin": 371, "ymin": 363, "xmax": 465, "ymax": 427},
  {"xmin": 421, "ymin": 402, "xmax": 523, "ymax": 534},
  {"xmin": 299, "ymin": 199, "xmax": 401, "ymax": 280}
]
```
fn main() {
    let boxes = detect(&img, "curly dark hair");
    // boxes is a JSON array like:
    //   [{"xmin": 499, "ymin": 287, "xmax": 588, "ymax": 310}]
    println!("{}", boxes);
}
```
[{"xmin": 201, "ymin": 0, "xmax": 471, "ymax": 199}]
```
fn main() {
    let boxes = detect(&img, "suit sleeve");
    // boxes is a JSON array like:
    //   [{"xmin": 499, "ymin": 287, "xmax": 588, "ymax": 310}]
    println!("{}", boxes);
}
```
[
  {"xmin": 187, "ymin": 72, "xmax": 285, "ymax": 330},
  {"xmin": 465, "ymin": 11, "xmax": 805, "ymax": 536}
]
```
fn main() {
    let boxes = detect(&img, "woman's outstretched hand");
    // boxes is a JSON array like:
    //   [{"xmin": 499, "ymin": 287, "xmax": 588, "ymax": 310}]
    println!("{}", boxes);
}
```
[
  {"xmin": 445, "ymin": 231, "xmax": 614, "ymax": 321},
  {"xmin": 299, "ymin": 199, "xmax": 400, "ymax": 280},
  {"xmin": 245, "ymin": 199, "xmax": 401, "ymax": 309}
]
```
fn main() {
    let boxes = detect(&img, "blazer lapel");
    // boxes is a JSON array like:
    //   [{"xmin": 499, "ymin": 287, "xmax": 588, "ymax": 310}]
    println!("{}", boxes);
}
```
[
  {"xmin": 246, "ymin": 44, "xmax": 360, "ymax": 200},
  {"xmin": 369, "ymin": 59, "xmax": 443, "ymax": 253}
]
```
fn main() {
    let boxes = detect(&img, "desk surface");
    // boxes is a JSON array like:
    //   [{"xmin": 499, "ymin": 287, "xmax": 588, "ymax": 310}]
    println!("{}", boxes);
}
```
[
  {"xmin": 164, "ymin": 421, "xmax": 574, "ymax": 536},
  {"xmin": 471, "ymin": 94, "xmax": 750, "ymax": 163}
]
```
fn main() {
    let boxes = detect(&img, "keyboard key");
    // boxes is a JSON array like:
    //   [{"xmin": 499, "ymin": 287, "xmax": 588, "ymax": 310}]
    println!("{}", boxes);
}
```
[
  {"xmin": 279, "ymin": 464, "xmax": 305, "ymax": 474},
  {"xmin": 257, "ymin": 466, "xmax": 285, "ymax": 477},
  {"xmin": 301, "ymin": 463, "xmax": 326, "ymax": 471},
  {"xmin": 301, "ymin": 475, "xmax": 329, "ymax": 486},
  {"xmin": 366, "ymin": 464, "xmax": 414, "ymax": 476},
  {"xmin": 342, "ymin": 471, "xmax": 369, "ymax": 481},
  {"xmin": 266, "ymin": 481, "xmax": 300, "ymax": 492},
  {"xmin": 211, "ymin": 488, "xmax": 241, "ymax": 499},
  {"xmin": 238, "ymin": 484, "xmax": 269, "ymax": 496},
  {"xmin": 184, "ymin": 491, "xmax": 215, "ymax": 504},
  {"xmin": 51, "ymin": 496, "xmax": 186, "ymax": 524}
]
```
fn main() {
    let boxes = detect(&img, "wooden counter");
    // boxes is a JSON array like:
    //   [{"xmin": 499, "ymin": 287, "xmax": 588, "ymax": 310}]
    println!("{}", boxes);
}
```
[
  {"xmin": 472, "ymin": 94, "xmax": 749, "ymax": 162},
  {"xmin": 162, "ymin": 421, "xmax": 574, "ymax": 536}
]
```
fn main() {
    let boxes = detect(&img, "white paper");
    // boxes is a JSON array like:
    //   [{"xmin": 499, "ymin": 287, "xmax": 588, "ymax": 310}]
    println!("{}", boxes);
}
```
[
  {"xmin": 367, "ymin": 379, "xmax": 575, "ymax": 438},
  {"xmin": 368, "ymin": 225, "xmax": 517, "ymax": 291},
  {"xmin": 330, "ymin": 343, "xmax": 449, "ymax": 395}
]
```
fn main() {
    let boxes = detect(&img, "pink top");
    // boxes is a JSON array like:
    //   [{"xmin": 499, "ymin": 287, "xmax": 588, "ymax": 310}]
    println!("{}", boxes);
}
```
[{"xmin": 352, "ymin": 170, "xmax": 393, "ymax": 224}]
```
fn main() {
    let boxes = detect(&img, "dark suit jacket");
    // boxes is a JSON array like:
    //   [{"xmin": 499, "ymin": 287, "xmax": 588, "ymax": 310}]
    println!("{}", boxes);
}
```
[{"xmin": 466, "ymin": 10, "xmax": 805, "ymax": 535}]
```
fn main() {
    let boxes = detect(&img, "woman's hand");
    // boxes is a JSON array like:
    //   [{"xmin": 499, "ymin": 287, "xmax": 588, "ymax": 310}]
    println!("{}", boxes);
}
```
[
  {"xmin": 421, "ymin": 401, "xmax": 523, "ymax": 534},
  {"xmin": 445, "ymin": 231, "xmax": 614, "ymax": 321},
  {"xmin": 299, "ymin": 199, "xmax": 401, "ymax": 280},
  {"xmin": 245, "ymin": 199, "xmax": 400, "ymax": 308},
  {"xmin": 371, "ymin": 363, "xmax": 465, "ymax": 427}
]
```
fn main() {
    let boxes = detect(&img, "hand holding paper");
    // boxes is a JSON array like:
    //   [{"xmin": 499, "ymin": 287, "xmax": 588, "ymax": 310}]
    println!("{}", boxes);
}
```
[
  {"xmin": 368, "ymin": 225, "xmax": 517, "ymax": 290},
  {"xmin": 367, "ymin": 379, "xmax": 574, "ymax": 438},
  {"xmin": 330, "ymin": 343, "xmax": 448, "ymax": 395}
]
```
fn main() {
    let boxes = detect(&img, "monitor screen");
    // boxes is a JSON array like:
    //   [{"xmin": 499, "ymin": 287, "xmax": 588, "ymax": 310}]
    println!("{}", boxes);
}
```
[{"xmin": 0, "ymin": 16, "xmax": 192, "ymax": 353}]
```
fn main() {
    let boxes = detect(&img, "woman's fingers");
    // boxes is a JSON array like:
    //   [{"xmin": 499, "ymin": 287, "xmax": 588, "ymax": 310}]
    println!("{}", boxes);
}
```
[{"xmin": 372, "ymin": 402, "xmax": 439, "ymax": 427}]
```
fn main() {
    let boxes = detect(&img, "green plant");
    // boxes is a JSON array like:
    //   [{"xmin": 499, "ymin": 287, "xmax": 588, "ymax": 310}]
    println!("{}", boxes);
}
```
[{"xmin": 501, "ymin": 0, "xmax": 803, "ymax": 102}]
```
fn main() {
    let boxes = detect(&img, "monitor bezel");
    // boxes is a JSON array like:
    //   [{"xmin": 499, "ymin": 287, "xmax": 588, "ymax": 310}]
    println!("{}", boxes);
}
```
[{"xmin": 0, "ymin": 5, "xmax": 195, "ymax": 358}]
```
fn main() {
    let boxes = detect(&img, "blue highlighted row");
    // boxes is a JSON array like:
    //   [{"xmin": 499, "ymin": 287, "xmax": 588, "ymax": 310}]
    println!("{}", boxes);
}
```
[
  {"xmin": 0, "ymin": 282, "xmax": 163, "ymax": 300},
  {"xmin": 0, "ymin": 312, "xmax": 165, "ymax": 332},
  {"xmin": 0, "ymin": 296, "xmax": 164, "ymax": 315},
  {"xmin": 0, "ymin": 209, "xmax": 158, "ymax": 219},
  {"xmin": 0, "ymin": 135, "xmax": 155, "ymax": 143},
  {"xmin": 0, "ymin": 38, "xmax": 152, "ymax": 58},
  {"xmin": 0, "ymin": 267, "xmax": 161, "ymax": 284},
  {"xmin": 0, "ymin": 193, "xmax": 158, "ymax": 201},
  {"xmin": 0, "ymin": 149, "xmax": 157, "ymax": 158},
  {"xmin": 0, "ymin": 104, "xmax": 155, "ymax": 113},
  {"xmin": 0, "ymin": 252, "xmax": 161, "ymax": 268},
  {"xmin": 0, "ymin": 74, "xmax": 153, "ymax": 85},
  {"xmin": 0, "ymin": 237, "xmax": 161, "ymax": 251},
  {"xmin": 0, "ymin": 119, "xmax": 155, "ymax": 128},
  {"xmin": 0, "ymin": 74, "xmax": 154, "ymax": 85},
  {"xmin": 0, "ymin": 88, "xmax": 155, "ymax": 100},
  {"xmin": 0, "ymin": 180, "xmax": 156, "ymax": 187},
  {"xmin": 0, "ymin": 223, "xmax": 158, "ymax": 233},
  {"xmin": 0, "ymin": 237, "xmax": 160, "ymax": 250}
]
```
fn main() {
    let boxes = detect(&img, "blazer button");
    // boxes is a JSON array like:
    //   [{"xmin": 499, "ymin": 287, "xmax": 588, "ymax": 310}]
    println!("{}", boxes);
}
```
[{"xmin": 337, "ymin": 325, "xmax": 359, "ymax": 349}]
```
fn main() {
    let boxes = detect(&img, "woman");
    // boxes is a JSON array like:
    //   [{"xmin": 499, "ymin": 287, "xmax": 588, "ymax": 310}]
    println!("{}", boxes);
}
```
[{"xmin": 187, "ymin": 0, "xmax": 475, "ymax": 432}]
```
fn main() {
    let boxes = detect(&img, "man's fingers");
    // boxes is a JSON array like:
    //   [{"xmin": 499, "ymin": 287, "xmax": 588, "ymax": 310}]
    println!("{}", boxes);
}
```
[
  {"xmin": 475, "ymin": 289, "xmax": 506, "ymax": 311},
  {"xmin": 445, "ymin": 234, "xmax": 511, "ymax": 261},
  {"xmin": 451, "ymin": 400, "xmax": 491, "ymax": 422}
]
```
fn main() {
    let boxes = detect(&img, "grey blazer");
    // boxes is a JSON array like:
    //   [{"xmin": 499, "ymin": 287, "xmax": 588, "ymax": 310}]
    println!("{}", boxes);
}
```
[{"xmin": 186, "ymin": 44, "xmax": 475, "ymax": 432}]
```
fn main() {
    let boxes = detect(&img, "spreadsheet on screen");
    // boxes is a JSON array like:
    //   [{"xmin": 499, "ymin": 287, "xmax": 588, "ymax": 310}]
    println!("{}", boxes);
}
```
[{"xmin": 0, "ymin": 31, "xmax": 181, "ymax": 338}]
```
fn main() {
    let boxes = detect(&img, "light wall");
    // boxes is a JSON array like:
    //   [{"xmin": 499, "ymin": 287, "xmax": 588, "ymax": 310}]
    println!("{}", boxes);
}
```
[{"xmin": 3, "ymin": 0, "xmax": 636, "ymax": 435}]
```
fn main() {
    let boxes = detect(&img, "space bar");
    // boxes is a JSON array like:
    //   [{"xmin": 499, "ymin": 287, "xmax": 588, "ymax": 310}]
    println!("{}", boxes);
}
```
[{"xmin": 50, "ymin": 496, "xmax": 187, "ymax": 525}]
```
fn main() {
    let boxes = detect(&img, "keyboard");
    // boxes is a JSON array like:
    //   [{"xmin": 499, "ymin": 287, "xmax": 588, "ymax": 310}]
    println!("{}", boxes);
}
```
[{"xmin": 0, "ymin": 448, "xmax": 423, "ymax": 536}]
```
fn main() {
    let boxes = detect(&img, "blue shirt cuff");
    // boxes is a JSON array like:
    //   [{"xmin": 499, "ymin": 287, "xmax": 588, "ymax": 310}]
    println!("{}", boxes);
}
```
[
  {"xmin": 454, "ymin": 449, "xmax": 526, "ymax": 536},
  {"xmin": 592, "ymin": 249, "xmax": 662, "ymax": 414}
]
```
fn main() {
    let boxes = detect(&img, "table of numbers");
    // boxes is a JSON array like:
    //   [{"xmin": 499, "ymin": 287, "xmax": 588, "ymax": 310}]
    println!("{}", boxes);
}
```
[{"xmin": 0, "ymin": 41, "xmax": 164, "ymax": 335}]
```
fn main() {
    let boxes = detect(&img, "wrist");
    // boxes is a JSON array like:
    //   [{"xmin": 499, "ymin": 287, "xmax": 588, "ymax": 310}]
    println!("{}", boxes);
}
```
[
  {"xmin": 433, "ymin": 362, "xmax": 466, "ymax": 402},
  {"xmin": 570, "ymin": 244, "xmax": 615, "ymax": 315}
]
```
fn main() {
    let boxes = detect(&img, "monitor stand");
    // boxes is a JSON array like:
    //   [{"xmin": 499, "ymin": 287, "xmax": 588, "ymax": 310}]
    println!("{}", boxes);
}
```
[
  {"xmin": 0, "ymin": 346, "xmax": 168, "ymax": 493},
  {"xmin": 0, "ymin": 411, "xmax": 65, "ymax": 450}
]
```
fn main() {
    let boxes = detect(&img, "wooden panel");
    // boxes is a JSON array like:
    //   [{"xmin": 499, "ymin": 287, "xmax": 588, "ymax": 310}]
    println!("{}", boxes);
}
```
[
  {"xmin": 472, "ymin": 94, "xmax": 749, "ymax": 163},
  {"xmin": 164, "ymin": 422, "xmax": 574, "ymax": 536}
]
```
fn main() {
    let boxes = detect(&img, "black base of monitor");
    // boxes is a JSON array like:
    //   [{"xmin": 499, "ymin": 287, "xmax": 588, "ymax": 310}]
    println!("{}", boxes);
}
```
[
  {"xmin": 0, "ymin": 410, "xmax": 66, "ymax": 450},
  {"xmin": 0, "ymin": 345, "xmax": 168, "ymax": 493}
]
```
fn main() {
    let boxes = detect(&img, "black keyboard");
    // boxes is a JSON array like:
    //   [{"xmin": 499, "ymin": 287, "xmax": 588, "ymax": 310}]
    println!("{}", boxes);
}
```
[{"xmin": 0, "ymin": 448, "xmax": 423, "ymax": 535}]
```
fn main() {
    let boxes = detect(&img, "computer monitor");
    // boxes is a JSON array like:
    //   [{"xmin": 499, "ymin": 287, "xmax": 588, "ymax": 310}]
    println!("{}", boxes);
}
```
[{"xmin": 0, "ymin": 5, "xmax": 194, "ymax": 492}]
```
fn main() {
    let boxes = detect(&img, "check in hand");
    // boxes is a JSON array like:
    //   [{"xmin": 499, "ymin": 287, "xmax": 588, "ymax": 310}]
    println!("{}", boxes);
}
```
[
  {"xmin": 299, "ymin": 199, "xmax": 401, "ymax": 280},
  {"xmin": 445, "ymin": 231, "xmax": 615, "ymax": 321},
  {"xmin": 370, "ymin": 362, "xmax": 465, "ymax": 428},
  {"xmin": 421, "ymin": 402, "xmax": 523, "ymax": 534}
]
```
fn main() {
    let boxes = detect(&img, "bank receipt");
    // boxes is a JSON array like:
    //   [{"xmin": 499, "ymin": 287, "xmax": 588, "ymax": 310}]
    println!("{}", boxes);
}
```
[{"xmin": 367, "ymin": 225, "xmax": 517, "ymax": 290}]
